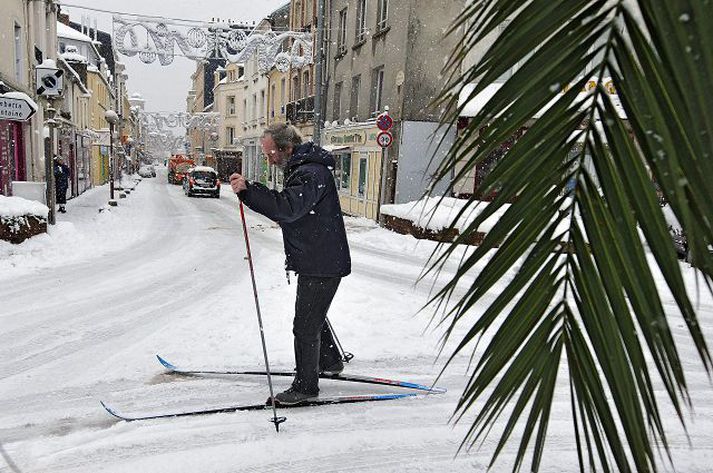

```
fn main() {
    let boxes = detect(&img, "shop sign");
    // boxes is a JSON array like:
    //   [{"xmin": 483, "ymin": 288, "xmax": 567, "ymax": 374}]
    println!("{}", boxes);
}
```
[{"xmin": 0, "ymin": 95, "xmax": 36, "ymax": 121}]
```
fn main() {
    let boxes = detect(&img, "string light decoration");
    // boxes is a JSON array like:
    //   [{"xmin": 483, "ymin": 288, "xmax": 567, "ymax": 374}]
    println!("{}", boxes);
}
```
[
  {"xmin": 113, "ymin": 15, "xmax": 313, "ymax": 72},
  {"xmin": 140, "ymin": 112, "xmax": 219, "ymax": 131}
]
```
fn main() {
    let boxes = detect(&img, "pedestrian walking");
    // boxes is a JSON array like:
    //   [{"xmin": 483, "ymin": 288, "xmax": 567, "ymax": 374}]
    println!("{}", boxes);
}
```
[
  {"xmin": 53, "ymin": 156, "xmax": 70, "ymax": 213},
  {"xmin": 230, "ymin": 123, "xmax": 351, "ymax": 405}
]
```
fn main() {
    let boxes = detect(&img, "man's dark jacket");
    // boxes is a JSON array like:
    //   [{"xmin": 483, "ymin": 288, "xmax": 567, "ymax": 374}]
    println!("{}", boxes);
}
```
[
  {"xmin": 239, "ymin": 142, "xmax": 351, "ymax": 277},
  {"xmin": 54, "ymin": 162, "xmax": 70, "ymax": 194}
]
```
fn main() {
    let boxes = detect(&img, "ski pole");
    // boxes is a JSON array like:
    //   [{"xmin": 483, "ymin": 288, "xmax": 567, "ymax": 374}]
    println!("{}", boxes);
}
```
[
  {"xmin": 239, "ymin": 201, "xmax": 286, "ymax": 432},
  {"xmin": 325, "ymin": 317, "xmax": 354, "ymax": 363}
]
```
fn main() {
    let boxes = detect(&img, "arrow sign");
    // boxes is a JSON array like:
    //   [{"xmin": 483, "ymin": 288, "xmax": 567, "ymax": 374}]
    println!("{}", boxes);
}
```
[{"xmin": 0, "ymin": 94, "xmax": 38, "ymax": 121}]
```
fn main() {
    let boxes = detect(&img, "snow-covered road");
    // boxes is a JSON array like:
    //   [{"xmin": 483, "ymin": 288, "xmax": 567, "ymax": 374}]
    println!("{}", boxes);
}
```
[{"xmin": 1, "ymin": 173, "xmax": 711, "ymax": 472}]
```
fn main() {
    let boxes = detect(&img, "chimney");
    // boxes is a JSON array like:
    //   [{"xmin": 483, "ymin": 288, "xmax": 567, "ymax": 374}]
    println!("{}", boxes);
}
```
[{"xmin": 58, "ymin": 13, "xmax": 70, "ymax": 26}]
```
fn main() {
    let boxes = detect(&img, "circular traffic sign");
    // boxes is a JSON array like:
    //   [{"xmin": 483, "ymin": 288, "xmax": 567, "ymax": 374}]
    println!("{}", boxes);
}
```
[
  {"xmin": 376, "ymin": 112, "xmax": 393, "ymax": 131},
  {"xmin": 377, "ymin": 131, "xmax": 393, "ymax": 148}
]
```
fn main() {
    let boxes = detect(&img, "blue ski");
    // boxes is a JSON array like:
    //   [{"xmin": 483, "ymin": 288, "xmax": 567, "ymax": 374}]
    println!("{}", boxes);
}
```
[
  {"xmin": 101, "ymin": 392, "xmax": 426, "ymax": 422},
  {"xmin": 156, "ymin": 354, "xmax": 446, "ymax": 394}
]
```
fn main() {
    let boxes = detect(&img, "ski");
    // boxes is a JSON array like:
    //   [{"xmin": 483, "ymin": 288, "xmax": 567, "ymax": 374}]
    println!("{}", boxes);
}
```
[
  {"xmin": 101, "ymin": 392, "xmax": 426, "ymax": 422},
  {"xmin": 156, "ymin": 354, "xmax": 446, "ymax": 394}
]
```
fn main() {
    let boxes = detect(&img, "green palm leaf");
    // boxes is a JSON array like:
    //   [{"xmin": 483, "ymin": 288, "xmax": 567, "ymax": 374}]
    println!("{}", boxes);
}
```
[{"xmin": 431, "ymin": 1, "xmax": 713, "ymax": 471}]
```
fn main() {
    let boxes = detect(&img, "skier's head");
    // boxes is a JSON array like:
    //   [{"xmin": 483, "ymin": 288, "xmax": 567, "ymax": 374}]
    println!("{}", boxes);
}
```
[{"xmin": 261, "ymin": 124, "xmax": 302, "ymax": 167}]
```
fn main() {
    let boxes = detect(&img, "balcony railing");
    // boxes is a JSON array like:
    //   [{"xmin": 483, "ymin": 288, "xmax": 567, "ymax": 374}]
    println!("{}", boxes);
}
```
[{"xmin": 285, "ymin": 95, "xmax": 315, "ymax": 124}]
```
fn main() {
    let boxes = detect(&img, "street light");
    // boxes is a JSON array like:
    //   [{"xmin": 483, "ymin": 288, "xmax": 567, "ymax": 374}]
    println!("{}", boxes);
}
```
[{"xmin": 104, "ymin": 109, "xmax": 119, "ymax": 205}]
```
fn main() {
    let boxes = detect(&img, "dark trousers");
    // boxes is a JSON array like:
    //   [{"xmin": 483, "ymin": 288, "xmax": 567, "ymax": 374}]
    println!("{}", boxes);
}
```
[
  {"xmin": 56, "ymin": 187, "xmax": 67, "ymax": 205},
  {"xmin": 291, "ymin": 275, "xmax": 343, "ymax": 395}
]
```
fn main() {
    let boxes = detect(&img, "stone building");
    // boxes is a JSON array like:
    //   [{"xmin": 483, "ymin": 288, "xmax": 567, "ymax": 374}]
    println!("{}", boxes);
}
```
[
  {"xmin": 321, "ymin": 0, "xmax": 465, "ymax": 220},
  {"xmin": 0, "ymin": 0, "xmax": 58, "ymax": 197}
]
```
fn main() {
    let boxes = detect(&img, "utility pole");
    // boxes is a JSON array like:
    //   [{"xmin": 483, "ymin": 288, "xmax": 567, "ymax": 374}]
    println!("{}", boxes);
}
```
[
  {"xmin": 44, "ymin": 100, "xmax": 58, "ymax": 225},
  {"xmin": 105, "ymin": 110, "xmax": 119, "ymax": 206},
  {"xmin": 312, "ymin": 0, "xmax": 325, "ymax": 145}
]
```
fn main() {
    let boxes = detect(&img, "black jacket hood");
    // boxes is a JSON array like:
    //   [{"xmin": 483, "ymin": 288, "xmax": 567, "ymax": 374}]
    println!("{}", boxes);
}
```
[{"xmin": 286, "ymin": 142, "xmax": 336, "ymax": 173}]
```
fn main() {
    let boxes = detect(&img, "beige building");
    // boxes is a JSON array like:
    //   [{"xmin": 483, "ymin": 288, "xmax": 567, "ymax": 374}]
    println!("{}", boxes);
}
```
[
  {"xmin": 56, "ymin": 53, "xmax": 92, "ymax": 196},
  {"xmin": 57, "ymin": 21, "xmax": 115, "ymax": 188},
  {"xmin": 213, "ymin": 62, "xmax": 244, "ymax": 179},
  {"xmin": 0, "ymin": 0, "xmax": 58, "ymax": 197}
]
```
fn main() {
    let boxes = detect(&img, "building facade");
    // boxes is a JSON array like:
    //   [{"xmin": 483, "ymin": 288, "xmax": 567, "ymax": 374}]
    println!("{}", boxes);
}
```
[
  {"xmin": 321, "ymin": 0, "xmax": 464, "ymax": 219},
  {"xmin": 0, "ymin": 0, "xmax": 58, "ymax": 197},
  {"xmin": 213, "ymin": 62, "xmax": 244, "ymax": 180}
]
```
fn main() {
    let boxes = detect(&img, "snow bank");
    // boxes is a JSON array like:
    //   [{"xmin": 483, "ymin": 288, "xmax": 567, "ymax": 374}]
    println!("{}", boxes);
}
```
[
  {"xmin": 380, "ymin": 196, "xmax": 509, "ymax": 234},
  {"xmin": 0, "ymin": 194, "xmax": 49, "ymax": 218}
]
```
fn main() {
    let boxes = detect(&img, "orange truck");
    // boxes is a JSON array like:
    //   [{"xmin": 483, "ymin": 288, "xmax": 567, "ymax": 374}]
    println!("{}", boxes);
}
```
[{"xmin": 167, "ymin": 155, "xmax": 195, "ymax": 185}]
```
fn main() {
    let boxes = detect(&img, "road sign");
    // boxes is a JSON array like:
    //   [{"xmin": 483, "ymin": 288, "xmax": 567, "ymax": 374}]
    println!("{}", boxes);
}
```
[
  {"xmin": 377, "ymin": 131, "xmax": 393, "ymax": 148},
  {"xmin": 36, "ymin": 67, "xmax": 64, "ymax": 96},
  {"xmin": 376, "ymin": 112, "xmax": 393, "ymax": 131},
  {"xmin": 0, "ymin": 93, "xmax": 37, "ymax": 121}
]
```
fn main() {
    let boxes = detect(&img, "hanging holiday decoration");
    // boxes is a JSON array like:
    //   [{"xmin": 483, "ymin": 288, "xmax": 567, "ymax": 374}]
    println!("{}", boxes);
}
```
[
  {"xmin": 112, "ymin": 15, "xmax": 313, "ymax": 72},
  {"xmin": 140, "ymin": 112, "xmax": 220, "ymax": 131}
]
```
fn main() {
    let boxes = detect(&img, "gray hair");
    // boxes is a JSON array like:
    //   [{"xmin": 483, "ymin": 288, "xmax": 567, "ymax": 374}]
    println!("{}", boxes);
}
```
[{"xmin": 263, "ymin": 123, "xmax": 303, "ymax": 151}]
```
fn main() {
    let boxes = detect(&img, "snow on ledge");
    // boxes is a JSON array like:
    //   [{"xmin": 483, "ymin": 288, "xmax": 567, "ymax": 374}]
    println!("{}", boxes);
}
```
[
  {"xmin": 0, "ymin": 195, "xmax": 49, "ymax": 218},
  {"xmin": 380, "ymin": 196, "xmax": 509, "ymax": 234}
]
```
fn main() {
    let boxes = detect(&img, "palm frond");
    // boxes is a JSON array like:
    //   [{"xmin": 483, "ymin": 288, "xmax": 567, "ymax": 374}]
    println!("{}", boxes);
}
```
[{"xmin": 431, "ymin": 0, "xmax": 713, "ymax": 471}]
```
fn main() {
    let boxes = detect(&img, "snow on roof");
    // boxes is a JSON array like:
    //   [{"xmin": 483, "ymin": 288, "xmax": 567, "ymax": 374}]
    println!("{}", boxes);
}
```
[
  {"xmin": 0, "ymin": 195, "xmax": 49, "ymax": 218},
  {"xmin": 459, "ymin": 82, "xmax": 627, "ymax": 120},
  {"xmin": 57, "ymin": 22, "xmax": 94, "ymax": 43},
  {"xmin": 191, "ymin": 166, "xmax": 217, "ymax": 173},
  {"xmin": 458, "ymin": 83, "xmax": 502, "ymax": 118},
  {"xmin": 60, "ymin": 51, "xmax": 88, "ymax": 63}
]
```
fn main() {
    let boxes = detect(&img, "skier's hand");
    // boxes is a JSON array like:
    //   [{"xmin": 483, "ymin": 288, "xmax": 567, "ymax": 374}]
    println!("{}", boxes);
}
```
[{"xmin": 230, "ymin": 173, "xmax": 247, "ymax": 194}]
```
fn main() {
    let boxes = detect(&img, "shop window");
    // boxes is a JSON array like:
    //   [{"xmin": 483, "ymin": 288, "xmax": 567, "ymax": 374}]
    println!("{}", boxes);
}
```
[
  {"xmin": 334, "ymin": 153, "xmax": 351, "ymax": 191},
  {"xmin": 358, "ymin": 155, "xmax": 368, "ymax": 197}
]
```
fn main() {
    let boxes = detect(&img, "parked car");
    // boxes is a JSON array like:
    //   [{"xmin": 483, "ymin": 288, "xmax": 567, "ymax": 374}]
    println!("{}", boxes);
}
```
[
  {"xmin": 138, "ymin": 165, "xmax": 155, "ymax": 178},
  {"xmin": 183, "ymin": 166, "xmax": 221, "ymax": 198}
]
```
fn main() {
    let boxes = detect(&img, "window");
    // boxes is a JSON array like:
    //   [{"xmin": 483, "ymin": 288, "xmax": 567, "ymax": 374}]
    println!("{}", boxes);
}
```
[
  {"xmin": 370, "ymin": 66, "xmax": 385, "ymax": 116},
  {"xmin": 355, "ymin": 0, "xmax": 367, "ymax": 43},
  {"xmin": 280, "ymin": 78, "xmax": 286, "ymax": 112},
  {"xmin": 350, "ymin": 75, "xmax": 361, "ymax": 120},
  {"xmin": 260, "ymin": 89, "xmax": 266, "ymax": 118},
  {"xmin": 227, "ymin": 127, "xmax": 235, "ymax": 146},
  {"xmin": 227, "ymin": 96, "xmax": 236, "ymax": 115},
  {"xmin": 358, "ymin": 155, "xmax": 368, "ymax": 197},
  {"xmin": 303, "ymin": 71, "xmax": 310, "ymax": 97},
  {"xmin": 14, "ymin": 24, "xmax": 23, "ymax": 83},
  {"xmin": 337, "ymin": 8, "xmax": 347, "ymax": 55},
  {"xmin": 252, "ymin": 94, "xmax": 257, "ymax": 121},
  {"xmin": 334, "ymin": 153, "xmax": 351, "ymax": 190},
  {"xmin": 333, "ymin": 81, "xmax": 343, "ymax": 120},
  {"xmin": 293, "ymin": 75, "xmax": 301, "ymax": 101},
  {"xmin": 270, "ymin": 84, "xmax": 276, "ymax": 117},
  {"xmin": 243, "ymin": 99, "xmax": 248, "ymax": 122},
  {"xmin": 376, "ymin": 0, "xmax": 389, "ymax": 32}
]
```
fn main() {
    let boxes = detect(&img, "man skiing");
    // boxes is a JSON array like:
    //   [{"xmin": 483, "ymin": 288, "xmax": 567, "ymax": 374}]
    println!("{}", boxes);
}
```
[
  {"xmin": 229, "ymin": 123, "xmax": 351, "ymax": 405},
  {"xmin": 53, "ymin": 156, "xmax": 71, "ymax": 213}
]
